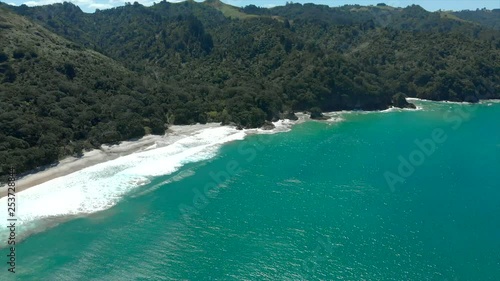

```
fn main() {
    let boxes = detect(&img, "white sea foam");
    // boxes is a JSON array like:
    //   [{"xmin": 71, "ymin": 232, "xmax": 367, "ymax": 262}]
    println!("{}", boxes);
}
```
[
  {"xmin": 272, "ymin": 119, "xmax": 300, "ymax": 131},
  {"xmin": 406, "ymin": 97, "xmax": 425, "ymax": 101},
  {"xmin": 406, "ymin": 97, "xmax": 456, "ymax": 104},
  {"xmin": 387, "ymin": 106, "xmax": 423, "ymax": 112},
  {"xmin": 407, "ymin": 97, "xmax": 490, "ymax": 105},
  {"xmin": 0, "ymin": 126, "xmax": 247, "ymax": 239},
  {"xmin": 0, "ymin": 113, "xmax": 343, "ymax": 241},
  {"xmin": 245, "ymin": 118, "xmax": 304, "ymax": 135},
  {"xmin": 322, "ymin": 105, "xmax": 423, "ymax": 116},
  {"xmin": 480, "ymin": 99, "xmax": 500, "ymax": 104}
]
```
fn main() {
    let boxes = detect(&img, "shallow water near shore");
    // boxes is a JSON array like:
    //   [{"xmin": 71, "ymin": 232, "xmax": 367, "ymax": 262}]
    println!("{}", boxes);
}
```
[{"xmin": 1, "ymin": 100, "xmax": 499, "ymax": 280}]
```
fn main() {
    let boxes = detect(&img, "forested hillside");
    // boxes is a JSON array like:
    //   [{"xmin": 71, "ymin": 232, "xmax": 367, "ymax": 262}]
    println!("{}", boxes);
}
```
[
  {"xmin": 453, "ymin": 8, "xmax": 500, "ymax": 30},
  {"xmin": 0, "ymin": 1, "xmax": 499, "ymax": 179}
]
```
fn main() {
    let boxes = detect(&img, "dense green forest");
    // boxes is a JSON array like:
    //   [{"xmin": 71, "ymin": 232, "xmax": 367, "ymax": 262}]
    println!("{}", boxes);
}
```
[
  {"xmin": 452, "ymin": 8, "xmax": 500, "ymax": 30},
  {"xmin": 0, "ymin": 1, "xmax": 499, "ymax": 179}
]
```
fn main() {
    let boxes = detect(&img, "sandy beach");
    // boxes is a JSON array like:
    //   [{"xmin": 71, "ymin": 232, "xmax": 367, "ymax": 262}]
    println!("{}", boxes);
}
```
[
  {"xmin": 0, "ymin": 109, "xmax": 397, "ymax": 199},
  {"xmin": 0, "ymin": 123, "xmax": 222, "ymax": 199},
  {"xmin": 0, "ymin": 114, "xmax": 314, "ymax": 200}
]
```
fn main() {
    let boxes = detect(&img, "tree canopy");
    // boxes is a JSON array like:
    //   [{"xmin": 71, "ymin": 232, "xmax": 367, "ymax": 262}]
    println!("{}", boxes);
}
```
[{"xmin": 0, "ymin": 1, "xmax": 498, "ymax": 179}]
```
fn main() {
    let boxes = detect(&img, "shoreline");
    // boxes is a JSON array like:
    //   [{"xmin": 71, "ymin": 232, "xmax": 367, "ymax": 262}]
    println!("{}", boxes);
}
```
[
  {"xmin": 2, "ymin": 98, "xmax": 494, "ymax": 199},
  {"xmin": 0, "ymin": 117, "xmax": 307, "ymax": 200},
  {"xmin": 0, "ymin": 123, "xmax": 222, "ymax": 199},
  {"xmin": 407, "ymin": 97, "xmax": 500, "ymax": 104},
  {"xmin": 0, "ymin": 135, "xmax": 160, "ymax": 199},
  {"xmin": 0, "ymin": 103, "xmax": 434, "ymax": 199},
  {"xmin": 0, "ymin": 101, "xmax": 497, "ymax": 245}
]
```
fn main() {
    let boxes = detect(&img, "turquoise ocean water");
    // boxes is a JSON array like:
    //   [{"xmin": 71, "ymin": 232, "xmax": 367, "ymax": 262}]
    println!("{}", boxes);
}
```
[{"xmin": 1, "ymin": 100, "xmax": 499, "ymax": 280}]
